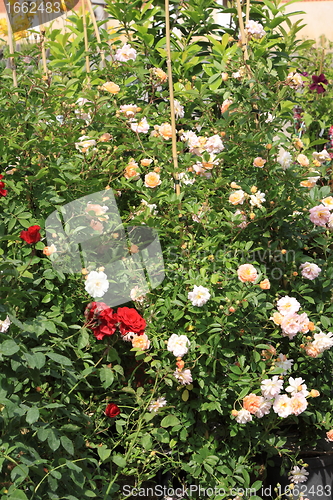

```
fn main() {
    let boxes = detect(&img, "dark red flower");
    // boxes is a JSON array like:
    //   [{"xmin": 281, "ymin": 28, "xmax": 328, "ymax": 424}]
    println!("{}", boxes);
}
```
[
  {"xmin": 117, "ymin": 306, "xmax": 146, "ymax": 336},
  {"xmin": 20, "ymin": 225, "xmax": 41, "ymax": 244},
  {"xmin": 0, "ymin": 175, "xmax": 7, "ymax": 197},
  {"xmin": 84, "ymin": 301, "xmax": 118, "ymax": 340},
  {"xmin": 309, "ymin": 73, "xmax": 328, "ymax": 94},
  {"xmin": 105, "ymin": 403, "xmax": 120, "ymax": 418}
]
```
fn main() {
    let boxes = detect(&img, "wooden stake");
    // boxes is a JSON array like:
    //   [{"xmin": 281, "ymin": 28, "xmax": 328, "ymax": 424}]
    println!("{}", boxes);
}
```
[
  {"xmin": 85, "ymin": 0, "xmax": 106, "ymax": 68},
  {"xmin": 40, "ymin": 26, "xmax": 48, "ymax": 76},
  {"xmin": 165, "ymin": 0, "xmax": 180, "ymax": 201},
  {"xmin": 245, "ymin": 0, "xmax": 250, "ymax": 26},
  {"xmin": 5, "ymin": 12, "xmax": 18, "ymax": 87},
  {"xmin": 236, "ymin": 0, "xmax": 249, "ymax": 62},
  {"xmin": 81, "ymin": 0, "xmax": 90, "ymax": 75}
]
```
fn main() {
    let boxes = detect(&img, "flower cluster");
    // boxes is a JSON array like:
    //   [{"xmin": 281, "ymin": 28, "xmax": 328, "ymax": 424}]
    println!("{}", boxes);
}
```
[
  {"xmin": 167, "ymin": 334, "xmax": 192, "ymax": 386},
  {"xmin": 245, "ymin": 20, "xmax": 265, "ymax": 39},
  {"xmin": 233, "ymin": 375, "xmax": 317, "ymax": 424},
  {"xmin": 84, "ymin": 302, "xmax": 147, "ymax": 343},
  {"xmin": 270, "ymin": 296, "xmax": 312, "ymax": 339}
]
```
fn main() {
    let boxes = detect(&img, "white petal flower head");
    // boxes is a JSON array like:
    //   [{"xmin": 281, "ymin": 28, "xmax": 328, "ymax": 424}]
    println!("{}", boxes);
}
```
[
  {"xmin": 273, "ymin": 394, "xmax": 292, "ymax": 418},
  {"xmin": 312, "ymin": 331, "xmax": 333, "ymax": 353},
  {"xmin": 288, "ymin": 466, "xmax": 309, "ymax": 484},
  {"xmin": 261, "ymin": 375, "xmax": 284, "ymax": 399},
  {"xmin": 313, "ymin": 150, "xmax": 331, "ymax": 163},
  {"xmin": 255, "ymin": 399, "xmax": 272, "ymax": 418},
  {"xmin": 114, "ymin": 43, "xmax": 137, "ymax": 62},
  {"xmin": 130, "ymin": 117, "xmax": 150, "ymax": 134},
  {"xmin": 205, "ymin": 134, "xmax": 224, "ymax": 154},
  {"xmin": 173, "ymin": 368, "xmax": 193, "ymax": 385},
  {"xmin": 149, "ymin": 397, "xmax": 167, "ymax": 412},
  {"xmin": 174, "ymin": 99, "xmax": 185, "ymax": 119},
  {"xmin": 188, "ymin": 285, "xmax": 211, "ymax": 307},
  {"xmin": 290, "ymin": 394, "xmax": 308, "ymax": 416},
  {"xmin": 235, "ymin": 409, "xmax": 252, "ymax": 424},
  {"xmin": 249, "ymin": 190, "xmax": 266, "ymax": 208},
  {"xmin": 85, "ymin": 271, "xmax": 109, "ymax": 298},
  {"xmin": 275, "ymin": 354, "xmax": 294, "ymax": 375},
  {"xmin": 276, "ymin": 296, "xmax": 301, "ymax": 316},
  {"xmin": 245, "ymin": 20, "xmax": 265, "ymax": 39},
  {"xmin": 277, "ymin": 149, "xmax": 292, "ymax": 170},
  {"xmin": 167, "ymin": 334, "xmax": 190, "ymax": 358},
  {"xmin": 300, "ymin": 262, "xmax": 321, "ymax": 280},
  {"xmin": 285, "ymin": 377, "xmax": 309, "ymax": 397},
  {"xmin": 0, "ymin": 316, "xmax": 11, "ymax": 333}
]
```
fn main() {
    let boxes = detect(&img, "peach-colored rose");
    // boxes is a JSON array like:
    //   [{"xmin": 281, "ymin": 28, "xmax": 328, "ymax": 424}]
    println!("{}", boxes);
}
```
[
  {"xmin": 90, "ymin": 220, "xmax": 103, "ymax": 233},
  {"xmin": 99, "ymin": 133, "xmax": 112, "ymax": 142},
  {"xmin": 230, "ymin": 181, "xmax": 241, "ymax": 189},
  {"xmin": 229, "ymin": 190, "xmax": 245, "ymax": 205},
  {"xmin": 221, "ymin": 98, "xmax": 233, "ymax": 114},
  {"xmin": 309, "ymin": 389, "xmax": 320, "ymax": 398},
  {"xmin": 259, "ymin": 278, "xmax": 270, "ymax": 290},
  {"xmin": 304, "ymin": 343, "xmax": 320, "ymax": 358},
  {"xmin": 293, "ymin": 138, "xmax": 304, "ymax": 150},
  {"xmin": 101, "ymin": 81, "xmax": 120, "ymax": 94},
  {"xmin": 141, "ymin": 158, "xmax": 153, "ymax": 167},
  {"xmin": 270, "ymin": 312, "xmax": 283, "ymax": 325},
  {"xmin": 144, "ymin": 172, "xmax": 161, "ymax": 188},
  {"xmin": 243, "ymin": 393, "xmax": 263, "ymax": 414},
  {"xmin": 43, "ymin": 244, "xmax": 57, "ymax": 256},
  {"xmin": 297, "ymin": 154, "xmax": 309, "ymax": 167},
  {"xmin": 253, "ymin": 157, "xmax": 266, "ymax": 168},
  {"xmin": 237, "ymin": 264, "xmax": 258, "ymax": 283},
  {"xmin": 326, "ymin": 429, "xmax": 333, "ymax": 441},
  {"xmin": 132, "ymin": 333, "xmax": 150, "ymax": 350},
  {"xmin": 307, "ymin": 321, "xmax": 315, "ymax": 332},
  {"xmin": 85, "ymin": 203, "xmax": 107, "ymax": 216},
  {"xmin": 231, "ymin": 409, "xmax": 239, "ymax": 417},
  {"xmin": 261, "ymin": 345, "xmax": 276, "ymax": 359},
  {"xmin": 124, "ymin": 161, "xmax": 140, "ymax": 180},
  {"xmin": 157, "ymin": 123, "xmax": 173, "ymax": 140},
  {"xmin": 152, "ymin": 67, "xmax": 168, "ymax": 83}
]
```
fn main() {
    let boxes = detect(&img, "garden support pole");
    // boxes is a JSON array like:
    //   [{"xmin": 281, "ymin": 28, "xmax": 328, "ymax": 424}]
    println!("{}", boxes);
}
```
[
  {"xmin": 82, "ymin": 0, "xmax": 91, "ymax": 76},
  {"xmin": 164, "ymin": 0, "xmax": 181, "ymax": 206},
  {"xmin": 5, "ymin": 13, "xmax": 17, "ymax": 87},
  {"xmin": 86, "ymin": 0, "xmax": 106, "ymax": 68}
]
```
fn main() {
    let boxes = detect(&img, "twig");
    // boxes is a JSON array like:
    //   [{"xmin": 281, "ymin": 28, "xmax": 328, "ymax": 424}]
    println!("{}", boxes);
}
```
[{"xmin": 82, "ymin": 0, "xmax": 91, "ymax": 77}]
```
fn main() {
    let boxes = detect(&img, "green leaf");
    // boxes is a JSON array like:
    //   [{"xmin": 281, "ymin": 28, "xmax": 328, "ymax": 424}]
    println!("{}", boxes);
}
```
[
  {"xmin": 98, "ymin": 445, "xmax": 111, "ymax": 461},
  {"xmin": 46, "ymin": 352, "xmax": 72, "ymax": 366},
  {"xmin": 77, "ymin": 328, "xmax": 89, "ymax": 349},
  {"xmin": 7, "ymin": 490, "xmax": 29, "ymax": 500},
  {"xmin": 0, "ymin": 340, "xmax": 19, "ymax": 356},
  {"xmin": 112, "ymin": 455, "xmax": 127, "ymax": 468},
  {"xmin": 61, "ymin": 435, "xmax": 74, "ymax": 455},
  {"xmin": 141, "ymin": 434, "xmax": 152, "ymax": 450},
  {"xmin": 100, "ymin": 365, "xmax": 114, "ymax": 389},
  {"xmin": 160, "ymin": 415, "xmax": 180, "ymax": 428},
  {"xmin": 26, "ymin": 406, "xmax": 39, "ymax": 424}
]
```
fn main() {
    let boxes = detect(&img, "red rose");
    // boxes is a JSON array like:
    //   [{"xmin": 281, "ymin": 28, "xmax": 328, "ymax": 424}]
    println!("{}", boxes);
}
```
[
  {"xmin": 105, "ymin": 403, "xmax": 120, "ymax": 418},
  {"xmin": 117, "ymin": 307, "xmax": 146, "ymax": 336},
  {"xmin": 20, "ymin": 225, "xmax": 41, "ymax": 244},
  {"xmin": 0, "ymin": 176, "xmax": 7, "ymax": 197},
  {"xmin": 84, "ymin": 302, "xmax": 118, "ymax": 340}
]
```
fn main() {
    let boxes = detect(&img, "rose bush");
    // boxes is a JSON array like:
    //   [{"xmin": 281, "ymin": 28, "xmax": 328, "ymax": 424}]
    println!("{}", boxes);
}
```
[{"xmin": 1, "ymin": 0, "xmax": 333, "ymax": 499}]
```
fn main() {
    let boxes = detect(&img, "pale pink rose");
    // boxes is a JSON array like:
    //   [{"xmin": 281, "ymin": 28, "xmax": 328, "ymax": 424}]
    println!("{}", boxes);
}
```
[
  {"xmin": 290, "ymin": 394, "xmax": 308, "ymax": 415},
  {"xmin": 205, "ymin": 134, "xmax": 224, "ymax": 154},
  {"xmin": 235, "ymin": 408, "xmax": 252, "ymax": 424},
  {"xmin": 309, "ymin": 204, "xmax": 331, "ymax": 227},
  {"xmin": 173, "ymin": 368, "xmax": 192, "ymax": 385},
  {"xmin": 304, "ymin": 343, "xmax": 320, "ymax": 358},
  {"xmin": 280, "ymin": 314, "xmax": 302, "ymax": 339},
  {"xmin": 273, "ymin": 395, "xmax": 292, "ymax": 418},
  {"xmin": 131, "ymin": 117, "xmax": 150, "ymax": 134},
  {"xmin": 261, "ymin": 376, "xmax": 283, "ymax": 399},
  {"xmin": 114, "ymin": 43, "xmax": 137, "ymax": 62},
  {"xmin": 286, "ymin": 377, "xmax": 309, "ymax": 397},
  {"xmin": 237, "ymin": 264, "xmax": 258, "ymax": 283},
  {"xmin": 300, "ymin": 262, "xmax": 321, "ymax": 280},
  {"xmin": 254, "ymin": 399, "xmax": 272, "ymax": 418},
  {"xmin": 276, "ymin": 296, "xmax": 301, "ymax": 316}
]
